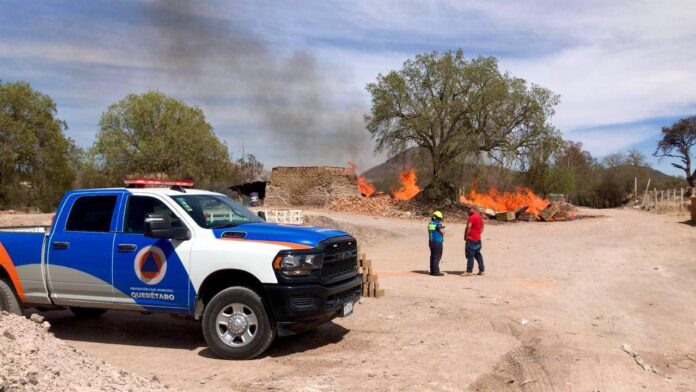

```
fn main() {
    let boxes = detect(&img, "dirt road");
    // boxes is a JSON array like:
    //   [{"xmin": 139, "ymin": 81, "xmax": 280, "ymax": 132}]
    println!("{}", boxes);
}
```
[{"xmin": 23, "ymin": 209, "xmax": 696, "ymax": 390}]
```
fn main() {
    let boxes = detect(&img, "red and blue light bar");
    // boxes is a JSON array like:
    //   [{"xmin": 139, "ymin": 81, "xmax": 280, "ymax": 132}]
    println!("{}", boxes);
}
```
[{"xmin": 123, "ymin": 178, "xmax": 194, "ymax": 187}]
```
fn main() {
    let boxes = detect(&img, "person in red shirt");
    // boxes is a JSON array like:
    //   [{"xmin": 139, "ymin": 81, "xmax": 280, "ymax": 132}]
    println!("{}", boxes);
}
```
[{"xmin": 463, "ymin": 205, "xmax": 485, "ymax": 276}]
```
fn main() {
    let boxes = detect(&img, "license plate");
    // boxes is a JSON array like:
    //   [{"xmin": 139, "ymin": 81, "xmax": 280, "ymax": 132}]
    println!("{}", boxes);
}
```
[{"xmin": 340, "ymin": 301, "xmax": 353, "ymax": 317}]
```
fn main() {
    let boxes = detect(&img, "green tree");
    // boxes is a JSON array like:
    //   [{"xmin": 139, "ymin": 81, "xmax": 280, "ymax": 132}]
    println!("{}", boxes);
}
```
[
  {"xmin": 555, "ymin": 141, "xmax": 602, "ymax": 206},
  {"xmin": 90, "ymin": 91, "xmax": 232, "ymax": 186},
  {"xmin": 654, "ymin": 116, "xmax": 696, "ymax": 187},
  {"xmin": 524, "ymin": 135, "xmax": 568, "ymax": 195},
  {"xmin": 0, "ymin": 81, "xmax": 77, "ymax": 211},
  {"xmin": 365, "ymin": 50, "xmax": 560, "ymax": 201}
]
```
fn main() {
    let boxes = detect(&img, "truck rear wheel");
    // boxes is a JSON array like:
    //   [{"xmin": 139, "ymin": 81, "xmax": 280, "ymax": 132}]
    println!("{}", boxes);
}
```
[
  {"xmin": 202, "ymin": 287, "xmax": 275, "ymax": 360},
  {"xmin": 69, "ymin": 307, "xmax": 107, "ymax": 318},
  {"xmin": 0, "ymin": 277, "xmax": 22, "ymax": 315}
]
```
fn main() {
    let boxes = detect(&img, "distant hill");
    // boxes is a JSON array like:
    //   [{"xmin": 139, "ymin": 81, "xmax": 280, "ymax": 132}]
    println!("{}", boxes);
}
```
[
  {"xmin": 362, "ymin": 148, "xmax": 420, "ymax": 179},
  {"xmin": 362, "ymin": 149, "xmax": 686, "ymax": 196},
  {"xmin": 604, "ymin": 164, "xmax": 685, "ymax": 192},
  {"xmin": 362, "ymin": 148, "xmax": 525, "ymax": 193}
]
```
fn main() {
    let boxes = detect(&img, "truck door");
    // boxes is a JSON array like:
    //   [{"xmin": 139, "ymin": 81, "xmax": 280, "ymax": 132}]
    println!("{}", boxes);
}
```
[
  {"xmin": 112, "ymin": 195, "xmax": 192, "ymax": 311},
  {"xmin": 47, "ymin": 193, "xmax": 120, "ymax": 305}
]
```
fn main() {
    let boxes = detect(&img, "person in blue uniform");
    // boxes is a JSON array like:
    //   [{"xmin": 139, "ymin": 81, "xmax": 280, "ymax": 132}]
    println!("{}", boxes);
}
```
[{"xmin": 428, "ymin": 211, "xmax": 446, "ymax": 276}]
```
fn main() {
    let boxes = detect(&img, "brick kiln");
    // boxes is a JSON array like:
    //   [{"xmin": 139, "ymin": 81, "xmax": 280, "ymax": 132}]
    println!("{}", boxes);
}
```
[{"xmin": 264, "ymin": 166, "xmax": 361, "ymax": 207}]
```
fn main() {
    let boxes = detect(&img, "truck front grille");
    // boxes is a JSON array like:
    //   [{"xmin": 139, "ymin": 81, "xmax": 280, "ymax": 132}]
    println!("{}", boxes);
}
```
[
  {"xmin": 320, "ymin": 239, "xmax": 358, "ymax": 282},
  {"xmin": 325, "ymin": 286, "xmax": 361, "ymax": 309}
]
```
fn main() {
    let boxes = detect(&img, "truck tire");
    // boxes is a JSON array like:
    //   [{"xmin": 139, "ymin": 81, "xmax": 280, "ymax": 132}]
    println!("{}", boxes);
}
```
[
  {"xmin": 69, "ymin": 307, "xmax": 107, "ymax": 318},
  {"xmin": 0, "ymin": 277, "xmax": 22, "ymax": 315},
  {"xmin": 202, "ymin": 287, "xmax": 275, "ymax": 360}
]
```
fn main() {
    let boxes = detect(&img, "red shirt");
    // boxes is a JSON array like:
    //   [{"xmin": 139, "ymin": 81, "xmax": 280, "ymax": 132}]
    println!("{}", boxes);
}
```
[{"xmin": 466, "ymin": 212, "xmax": 483, "ymax": 241}]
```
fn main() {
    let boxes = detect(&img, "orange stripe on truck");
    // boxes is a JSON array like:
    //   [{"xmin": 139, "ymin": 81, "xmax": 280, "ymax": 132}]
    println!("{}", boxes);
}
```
[
  {"xmin": 220, "ymin": 238, "xmax": 313, "ymax": 250},
  {"xmin": 0, "ymin": 241, "xmax": 25, "ymax": 303}
]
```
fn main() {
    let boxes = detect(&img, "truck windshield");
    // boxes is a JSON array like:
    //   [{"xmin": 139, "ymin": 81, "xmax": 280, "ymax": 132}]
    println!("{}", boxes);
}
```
[{"xmin": 170, "ymin": 194, "xmax": 263, "ymax": 229}]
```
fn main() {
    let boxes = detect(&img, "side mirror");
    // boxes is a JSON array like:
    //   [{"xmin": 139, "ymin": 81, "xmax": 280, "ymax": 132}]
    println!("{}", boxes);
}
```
[
  {"xmin": 257, "ymin": 211, "xmax": 266, "ymax": 222},
  {"xmin": 144, "ymin": 214, "xmax": 190, "ymax": 240}
]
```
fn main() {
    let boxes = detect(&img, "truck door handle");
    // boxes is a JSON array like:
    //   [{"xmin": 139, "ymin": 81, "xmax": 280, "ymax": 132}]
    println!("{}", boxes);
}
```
[
  {"xmin": 52, "ymin": 241, "xmax": 70, "ymax": 249},
  {"xmin": 117, "ymin": 243, "xmax": 137, "ymax": 252}
]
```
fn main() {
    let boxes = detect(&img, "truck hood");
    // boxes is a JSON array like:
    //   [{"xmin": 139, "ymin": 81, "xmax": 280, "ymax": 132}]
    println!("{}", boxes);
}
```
[{"xmin": 212, "ymin": 223, "xmax": 350, "ymax": 248}]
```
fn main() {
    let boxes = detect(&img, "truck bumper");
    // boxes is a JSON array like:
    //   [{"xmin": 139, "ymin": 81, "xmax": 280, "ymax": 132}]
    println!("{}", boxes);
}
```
[{"xmin": 263, "ymin": 275, "xmax": 362, "ymax": 334}]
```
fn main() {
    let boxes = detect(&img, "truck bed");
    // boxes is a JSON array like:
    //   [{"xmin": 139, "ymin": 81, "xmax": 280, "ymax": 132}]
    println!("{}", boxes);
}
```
[
  {"xmin": 0, "ymin": 226, "xmax": 50, "ymax": 233},
  {"xmin": 0, "ymin": 229, "xmax": 50, "ymax": 305}
]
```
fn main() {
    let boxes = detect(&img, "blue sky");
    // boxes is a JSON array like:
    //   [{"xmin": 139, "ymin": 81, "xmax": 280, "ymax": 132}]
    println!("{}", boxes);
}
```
[{"xmin": 1, "ymin": 0, "xmax": 695, "ymax": 175}]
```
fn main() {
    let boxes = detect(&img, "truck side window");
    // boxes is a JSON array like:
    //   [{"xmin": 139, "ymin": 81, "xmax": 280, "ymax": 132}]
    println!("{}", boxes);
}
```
[
  {"xmin": 124, "ymin": 196, "xmax": 184, "ymax": 234},
  {"xmin": 65, "ymin": 195, "xmax": 118, "ymax": 232}
]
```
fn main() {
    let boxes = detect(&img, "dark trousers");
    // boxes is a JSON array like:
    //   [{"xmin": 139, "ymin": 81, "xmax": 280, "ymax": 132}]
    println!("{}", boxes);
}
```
[
  {"xmin": 429, "ymin": 241, "xmax": 443, "ymax": 274},
  {"xmin": 465, "ymin": 240, "xmax": 484, "ymax": 273}
]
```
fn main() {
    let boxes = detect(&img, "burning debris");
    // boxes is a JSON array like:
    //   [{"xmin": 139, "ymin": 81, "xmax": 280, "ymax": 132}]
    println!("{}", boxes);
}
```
[
  {"xmin": 348, "ymin": 162, "xmax": 421, "ymax": 200},
  {"xmin": 349, "ymin": 161, "xmax": 377, "ymax": 197},
  {"xmin": 460, "ymin": 187, "xmax": 578, "ymax": 222},
  {"xmin": 460, "ymin": 187, "xmax": 549, "ymax": 217},
  {"xmin": 392, "ymin": 169, "xmax": 421, "ymax": 200}
]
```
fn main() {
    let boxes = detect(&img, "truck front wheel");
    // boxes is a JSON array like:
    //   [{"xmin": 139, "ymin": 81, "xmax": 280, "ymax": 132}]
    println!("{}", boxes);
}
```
[
  {"xmin": 0, "ymin": 277, "xmax": 22, "ymax": 315},
  {"xmin": 202, "ymin": 287, "xmax": 275, "ymax": 360}
]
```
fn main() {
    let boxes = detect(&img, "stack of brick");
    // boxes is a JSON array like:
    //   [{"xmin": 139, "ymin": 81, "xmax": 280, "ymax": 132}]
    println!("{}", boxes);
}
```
[{"xmin": 358, "ymin": 253, "xmax": 384, "ymax": 298}]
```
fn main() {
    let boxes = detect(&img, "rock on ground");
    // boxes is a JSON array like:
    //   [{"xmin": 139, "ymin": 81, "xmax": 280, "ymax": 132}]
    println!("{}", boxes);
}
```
[{"xmin": 0, "ymin": 311, "xmax": 170, "ymax": 391}]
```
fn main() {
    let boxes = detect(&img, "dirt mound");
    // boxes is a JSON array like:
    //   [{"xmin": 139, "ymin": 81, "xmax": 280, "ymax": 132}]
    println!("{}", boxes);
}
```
[{"xmin": 0, "ymin": 311, "xmax": 170, "ymax": 391}]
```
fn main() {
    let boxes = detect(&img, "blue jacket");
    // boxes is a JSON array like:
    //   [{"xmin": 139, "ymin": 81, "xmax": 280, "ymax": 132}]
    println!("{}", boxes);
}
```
[{"xmin": 428, "ymin": 219, "xmax": 444, "ymax": 243}]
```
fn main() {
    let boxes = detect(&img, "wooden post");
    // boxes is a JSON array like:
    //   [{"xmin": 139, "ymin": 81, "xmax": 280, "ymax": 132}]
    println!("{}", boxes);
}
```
[
  {"xmin": 672, "ymin": 188, "xmax": 675, "ymax": 209},
  {"xmin": 681, "ymin": 188, "xmax": 684, "ymax": 211},
  {"xmin": 643, "ymin": 179, "xmax": 651, "ymax": 209},
  {"xmin": 634, "ymin": 177, "xmax": 638, "ymax": 201},
  {"xmin": 661, "ymin": 189, "xmax": 664, "ymax": 211}
]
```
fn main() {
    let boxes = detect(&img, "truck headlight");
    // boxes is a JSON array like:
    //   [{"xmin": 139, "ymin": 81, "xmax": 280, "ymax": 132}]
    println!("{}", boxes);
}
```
[{"xmin": 274, "ymin": 253, "xmax": 323, "ymax": 277}]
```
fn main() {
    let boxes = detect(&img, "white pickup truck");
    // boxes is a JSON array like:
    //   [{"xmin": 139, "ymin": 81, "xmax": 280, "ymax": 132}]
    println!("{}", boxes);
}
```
[{"xmin": 0, "ymin": 179, "xmax": 361, "ymax": 359}]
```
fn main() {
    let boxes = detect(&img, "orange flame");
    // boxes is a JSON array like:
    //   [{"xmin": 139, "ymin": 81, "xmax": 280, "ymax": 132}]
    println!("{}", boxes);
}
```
[
  {"xmin": 393, "ymin": 168, "xmax": 421, "ymax": 200},
  {"xmin": 460, "ymin": 187, "xmax": 549, "ymax": 216},
  {"xmin": 348, "ymin": 161, "xmax": 376, "ymax": 197}
]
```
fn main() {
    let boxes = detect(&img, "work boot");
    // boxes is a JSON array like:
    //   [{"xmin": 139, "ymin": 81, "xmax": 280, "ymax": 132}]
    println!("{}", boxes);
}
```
[
  {"xmin": 431, "ymin": 272, "xmax": 445, "ymax": 276},
  {"xmin": 477, "ymin": 271, "xmax": 485, "ymax": 276},
  {"xmin": 462, "ymin": 272, "xmax": 473, "ymax": 277}
]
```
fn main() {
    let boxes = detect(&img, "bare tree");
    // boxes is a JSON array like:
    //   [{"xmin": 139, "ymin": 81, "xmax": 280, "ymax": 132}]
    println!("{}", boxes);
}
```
[{"xmin": 654, "ymin": 116, "xmax": 696, "ymax": 187}]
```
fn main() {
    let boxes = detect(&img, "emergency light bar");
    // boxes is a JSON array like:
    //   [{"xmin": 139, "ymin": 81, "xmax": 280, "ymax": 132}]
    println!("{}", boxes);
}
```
[{"xmin": 123, "ymin": 178, "xmax": 194, "ymax": 188}]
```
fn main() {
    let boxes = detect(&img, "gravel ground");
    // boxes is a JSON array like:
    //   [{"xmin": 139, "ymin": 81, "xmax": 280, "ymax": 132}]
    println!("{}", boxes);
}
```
[
  {"xmin": 0, "ymin": 311, "xmax": 171, "ymax": 391},
  {"xmin": 2, "ymin": 208, "xmax": 695, "ymax": 391}
]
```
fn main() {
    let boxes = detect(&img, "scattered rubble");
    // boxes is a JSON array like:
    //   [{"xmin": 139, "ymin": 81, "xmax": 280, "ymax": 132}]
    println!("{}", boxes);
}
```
[
  {"xmin": 328, "ymin": 194, "xmax": 579, "ymax": 224},
  {"xmin": 328, "ymin": 194, "xmax": 471, "ymax": 222},
  {"xmin": 0, "ymin": 312, "xmax": 170, "ymax": 391}
]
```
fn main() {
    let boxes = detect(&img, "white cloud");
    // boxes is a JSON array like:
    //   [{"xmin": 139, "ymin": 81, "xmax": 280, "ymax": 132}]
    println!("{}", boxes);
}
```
[{"xmin": 2, "ymin": 0, "xmax": 695, "ymax": 172}]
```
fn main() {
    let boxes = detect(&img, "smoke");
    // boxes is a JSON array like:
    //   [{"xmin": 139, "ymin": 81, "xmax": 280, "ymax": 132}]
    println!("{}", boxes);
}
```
[{"xmin": 143, "ymin": 0, "xmax": 372, "ymax": 166}]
